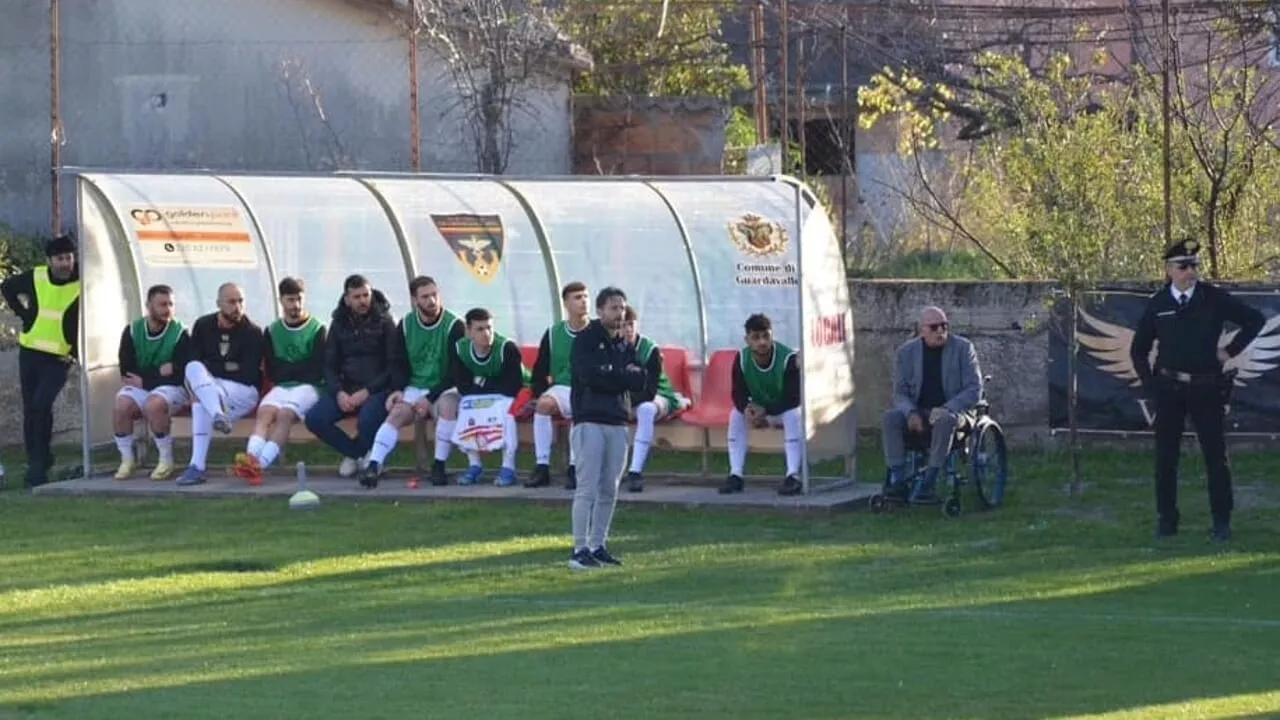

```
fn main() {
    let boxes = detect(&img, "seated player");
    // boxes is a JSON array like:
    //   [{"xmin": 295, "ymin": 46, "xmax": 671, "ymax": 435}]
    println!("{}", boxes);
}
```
[
  {"xmin": 720, "ymin": 313, "xmax": 803, "ymax": 497},
  {"xmin": 452, "ymin": 308, "xmax": 528, "ymax": 487},
  {"xmin": 881, "ymin": 305, "xmax": 982, "ymax": 504},
  {"xmin": 526, "ymin": 281, "xmax": 591, "ymax": 490},
  {"xmin": 363, "ymin": 276, "xmax": 465, "ymax": 487},
  {"xmin": 112, "ymin": 284, "xmax": 192, "ymax": 482},
  {"xmin": 620, "ymin": 307, "xmax": 691, "ymax": 493},
  {"xmin": 177, "ymin": 283, "xmax": 266, "ymax": 486},
  {"xmin": 233, "ymin": 277, "xmax": 326, "ymax": 485}
]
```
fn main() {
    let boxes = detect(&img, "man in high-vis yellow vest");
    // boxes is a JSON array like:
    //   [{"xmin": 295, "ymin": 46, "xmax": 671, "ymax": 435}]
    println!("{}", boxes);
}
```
[{"xmin": 0, "ymin": 233, "xmax": 80, "ymax": 488}]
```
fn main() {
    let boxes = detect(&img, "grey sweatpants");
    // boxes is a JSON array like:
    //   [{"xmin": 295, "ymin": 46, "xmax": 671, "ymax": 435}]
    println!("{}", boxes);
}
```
[
  {"xmin": 570, "ymin": 422, "xmax": 630, "ymax": 550},
  {"xmin": 882, "ymin": 407, "xmax": 957, "ymax": 471}
]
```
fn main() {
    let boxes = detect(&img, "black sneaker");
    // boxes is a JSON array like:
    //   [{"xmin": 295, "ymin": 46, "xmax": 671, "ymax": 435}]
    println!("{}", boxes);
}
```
[
  {"xmin": 360, "ymin": 461, "xmax": 381, "ymax": 489},
  {"xmin": 626, "ymin": 471, "xmax": 644, "ymax": 493},
  {"xmin": 591, "ymin": 546, "xmax": 622, "ymax": 566},
  {"xmin": 569, "ymin": 548, "xmax": 600, "ymax": 570},
  {"xmin": 564, "ymin": 465, "xmax": 577, "ymax": 491},
  {"xmin": 524, "ymin": 463, "xmax": 551, "ymax": 488},
  {"xmin": 777, "ymin": 475, "xmax": 802, "ymax": 496},
  {"xmin": 428, "ymin": 460, "xmax": 448, "ymax": 486},
  {"xmin": 719, "ymin": 474, "xmax": 744, "ymax": 494},
  {"xmin": 1210, "ymin": 522, "xmax": 1232, "ymax": 543}
]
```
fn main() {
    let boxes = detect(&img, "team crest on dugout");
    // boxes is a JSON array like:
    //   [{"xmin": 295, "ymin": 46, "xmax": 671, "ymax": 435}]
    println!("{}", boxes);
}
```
[{"xmin": 431, "ymin": 213, "xmax": 505, "ymax": 284}]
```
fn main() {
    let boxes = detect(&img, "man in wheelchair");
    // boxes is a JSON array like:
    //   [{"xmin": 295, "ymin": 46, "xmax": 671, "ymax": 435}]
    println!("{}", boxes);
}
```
[{"xmin": 881, "ymin": 306, "xmax": 984, "ymax": 504}]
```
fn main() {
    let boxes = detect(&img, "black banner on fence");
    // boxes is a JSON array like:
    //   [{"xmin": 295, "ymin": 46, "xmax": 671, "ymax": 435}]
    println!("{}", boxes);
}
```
[{"xmin": 1048, "ymin": 286, "xmax": 1280, "ymax": 434}]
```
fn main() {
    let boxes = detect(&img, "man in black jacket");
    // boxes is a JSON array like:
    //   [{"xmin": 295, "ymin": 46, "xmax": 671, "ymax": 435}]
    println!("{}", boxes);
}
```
[
  {"xmin": 304, "ymin": 274, "xmax": 397, "ymax": 481},
  {"xmin": 176, "ymin": 283, "xmax": 266, "ymax": 486},
  {"xmin": 0, "ymin": 233, "xmax": 80, "ymax": 487},
  {"xmin": 568, "ymin": 287, "xmax": 647, "ymax": 571},
  {"xmin": 1130, "ymin": 238, "xmax": 1265, "ymax": 542},
  {"xmin": 112, "ymin": 283, "xmax": 192, "ymax": 482}
]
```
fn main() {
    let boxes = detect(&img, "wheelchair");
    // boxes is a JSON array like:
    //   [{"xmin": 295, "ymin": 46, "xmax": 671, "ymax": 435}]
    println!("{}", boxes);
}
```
[{"xmin": 868, "ymin": 382, "xmax": 1010, "ymax": 518}]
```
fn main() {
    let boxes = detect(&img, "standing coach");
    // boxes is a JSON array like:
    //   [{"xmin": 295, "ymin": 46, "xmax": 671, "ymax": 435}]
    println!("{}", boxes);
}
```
[
  {"xmin": 1129, "ymin": 238, "xmax": 1263, "ymax": 542},
  {"xmin": 567, "ymin": 287, "xmax": 647, "ymax": 571},
  {"xmin": 1, "ymin": 234, "xmax": 81, "ymax": 487}
]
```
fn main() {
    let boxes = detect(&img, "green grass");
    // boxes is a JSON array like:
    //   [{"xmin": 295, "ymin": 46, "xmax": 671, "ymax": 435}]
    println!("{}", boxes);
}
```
[{"xmin": 0, "ymin": 443, "xmax": 1278, "ymax": 719}]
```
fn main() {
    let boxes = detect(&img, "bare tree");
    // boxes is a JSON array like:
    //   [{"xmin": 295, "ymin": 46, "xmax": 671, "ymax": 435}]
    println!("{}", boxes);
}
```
[
  {"xmin": 278, "ymin": 57, "xmax": 354, "ymax": 171},
  {"xmin": 408, "ymin": 0, "xmax": 589, "ymax": 174}
]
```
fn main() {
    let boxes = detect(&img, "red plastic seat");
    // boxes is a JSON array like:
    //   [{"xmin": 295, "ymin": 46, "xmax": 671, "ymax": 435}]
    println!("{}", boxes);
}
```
[
  {"xmin": 679, "ymin": 349, "xmax": 738, "ymax": 428},
  {"xmin": 659, "ymin": 346, "xmax": 694, "ymax": 419},
  {"xmin": 520, "ymin": 345, "xmax": 540, "ymax": 371}
]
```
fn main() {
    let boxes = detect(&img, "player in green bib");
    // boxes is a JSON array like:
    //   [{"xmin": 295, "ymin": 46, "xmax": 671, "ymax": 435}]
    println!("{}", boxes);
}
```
[
  {"xmin": 112, "ymin": 284, "xmax": 192, "ymax": 482},
  {"xmin": 451, "ymin": 307, "xmax": 529, "ymax": 487},
  {"xmin": 721, "ymin": 313, "xmax": 803, "ymax": 497},
  {"xmin": 528, "ymin": 280, "xmax": 592, "ymax": 489},
  {"xmin": 620, "ymin": 307, "xmax": 692, "ymax": 493},
  {"xmin": 364, "ymin": 276, "xmax": 466, "ymax": 487},
  {"xmin": 234, "ymin": 277, "xmax": 327, "ymax": 484}
]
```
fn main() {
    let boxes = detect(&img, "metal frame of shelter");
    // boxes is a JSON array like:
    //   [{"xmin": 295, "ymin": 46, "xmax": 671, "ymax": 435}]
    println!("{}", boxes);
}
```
[{"xmin": 63, "ymin": 168, "xmax": 857, "ymax": 495}]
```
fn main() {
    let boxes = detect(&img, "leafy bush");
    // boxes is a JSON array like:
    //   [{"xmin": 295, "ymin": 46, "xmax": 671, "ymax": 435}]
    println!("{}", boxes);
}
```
[{"xmin": 0, "ymin": 223, "xmax": 46, "ymax": 279}]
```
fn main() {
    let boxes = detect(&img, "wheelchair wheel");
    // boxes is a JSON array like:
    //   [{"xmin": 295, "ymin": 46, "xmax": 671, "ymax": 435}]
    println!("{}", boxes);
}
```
[
  {"xmin": 942, "ymin": 496, "xmax": 962, "ymax": 518},
  {"xmin": 970, "ymin": 419, "xmax": 1009, "ymax": 510}
]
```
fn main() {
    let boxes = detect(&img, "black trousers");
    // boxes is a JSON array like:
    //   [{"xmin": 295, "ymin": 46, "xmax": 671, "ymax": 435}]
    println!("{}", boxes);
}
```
[
  {"xmin": 18, "ymin": 347, "xmax": 70, "ymax": 484},
  {"xmin": 1152, "ymin": 377, "xmax": 1232, "ymax": 528}
]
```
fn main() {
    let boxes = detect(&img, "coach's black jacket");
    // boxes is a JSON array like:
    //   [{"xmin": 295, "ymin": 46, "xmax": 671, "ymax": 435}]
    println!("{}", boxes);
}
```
[
  {"xmin": 189, "ymin": 313, "xmax": 265, "ymax": 388},
  {"xmin": 569, "ymin": 319, "xmax": 647, "ymax": 426},
  {"xmin": 324, "ymin": 289, "xmax": 396, "ymax": 394}
]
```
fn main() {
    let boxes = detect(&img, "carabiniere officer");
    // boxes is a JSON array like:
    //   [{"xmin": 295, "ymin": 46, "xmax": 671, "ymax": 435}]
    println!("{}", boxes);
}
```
[{"xmin": 1129, "ymin": 238, "xmax": 1263, "ymax": 542}]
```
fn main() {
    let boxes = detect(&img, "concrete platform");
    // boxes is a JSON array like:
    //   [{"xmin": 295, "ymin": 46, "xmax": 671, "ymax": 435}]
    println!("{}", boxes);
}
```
[{"xmin": 30, "ymin": 471, "xmax": 881, "ymax": 514}]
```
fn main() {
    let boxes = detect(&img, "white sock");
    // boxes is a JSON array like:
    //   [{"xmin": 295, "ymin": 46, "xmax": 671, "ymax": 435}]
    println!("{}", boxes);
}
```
[
  {"xmin": 781, "ymin": 408, "xmax": 803, "ymax": 477},
  {"xmin": 466, "ymin": 450, "xmax": 481, "ymax": 467},
  {"xmin": 369, "ymin": 422, "xmax": 400, "ymax": 465},
  {"xmin": 727, "ymin": 409, "xmax": 748, "ymax": 477},
  {"xmin": 247, "ymin": 434, "xmax": 266, "ymax": 458},
  {"xmin": 260, "ymin": 441, "xmax": 281, "ymax": 468},
  {"xmin": 154, "ymin": 433, "xmax": 175, "ymax": 464},
  {"xmin": 115, "ymin": 434, "xmax": 135, "ymax": 462},
  {"xmin": 434, "ymin": 419, "xmax": 456, "ymax": 462},
  {"xmin": 534, "ymin": 413, "xmax": 552, "ymax": 464},
  {"xmin": 502, "ymin": 415, "xmax": 518, "ymax": 470},
  {"xmin": 190, "ymin": 406, "xmax": 213, "ymax": 470},
  {"xmin": 184, "ymin": 361, "xmax": 227, "ymax": 419},
  {"xmin": 630, "ymin": 401, "xmax": 657, "ymax": 473}
]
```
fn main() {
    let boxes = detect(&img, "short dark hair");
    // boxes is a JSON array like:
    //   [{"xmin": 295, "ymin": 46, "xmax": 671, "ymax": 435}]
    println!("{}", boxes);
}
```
[
  {"xmin": 278, "ymin": 277, "xmax": 305, "ymax": 297},
  {"xmin": 343, "ymin": 274, "xmax": 370, "ymax": 293},
  {"xmin": 146, "ymin": 284, "xmax": 173, "ymax": 302},
  {"xmin": 744, "ymin": 313, "xmax": 772, "ymax": 334},
  {"xmin": 595, "ymin": 286, "xmax": 627, "ymax": 310},
  {"xmin": 561, "ymin": 281, "xmax": 587, "ymax": 300},
  {"xmin": 465, "ymin": 307, "xmax": 492, "ymax": 326},
  {"xmin": 409, "ymin": 275, "xmax": 437, "ymax": 295},
  {"xmin": 624, "ymin": 307, "xmax": 638, "ymax": 322}
]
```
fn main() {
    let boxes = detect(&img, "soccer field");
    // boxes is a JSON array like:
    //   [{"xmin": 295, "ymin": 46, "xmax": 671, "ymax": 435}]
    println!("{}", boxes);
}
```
[{"xmin": 0, "ymin": 445, "xmax": 1277, "ymax": 720}]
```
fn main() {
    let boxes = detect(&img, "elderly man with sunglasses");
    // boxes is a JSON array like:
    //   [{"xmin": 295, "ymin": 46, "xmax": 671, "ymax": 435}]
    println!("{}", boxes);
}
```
[
  {"xmin": 881, "ymin": 305, "xmax": 984, "ymax": 504},
  {"xmin": 1130, "ymin": 238, "xmax": 1264, "ymax": 543}
]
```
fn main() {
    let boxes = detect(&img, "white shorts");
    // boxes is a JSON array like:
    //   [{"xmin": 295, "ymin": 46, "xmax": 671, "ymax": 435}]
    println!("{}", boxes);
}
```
[
  {"xmin": 258, "ymin": 384, "xmax": 320, "ymax": 418},
  {"xmin": 117, "ymin": 385, "xmax": 189, "ymax": 412},
  {"xmin": 199, "ymin": 380, "xmax": 260, "ymax": 421},
  {"xmin": 400, "ymin": 386, "xmax": 460, "ymax": 418},
  {"xmin": 542, "ymin": 384, "xmax": 573, "ymax": 418}
]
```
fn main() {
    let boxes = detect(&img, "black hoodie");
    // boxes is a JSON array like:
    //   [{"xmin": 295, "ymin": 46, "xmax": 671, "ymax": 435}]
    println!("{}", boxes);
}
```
[{"xmin": 323, "ymin": 289, "xmax": 396, "ymax": 394}]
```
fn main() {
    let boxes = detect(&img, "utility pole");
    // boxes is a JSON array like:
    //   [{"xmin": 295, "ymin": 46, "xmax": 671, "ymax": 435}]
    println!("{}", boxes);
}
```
[
  {"xmin": 50, "ymin": 0, "xmax": 63, "ymax": 235},
  {"xmin": 408, "ymin": 0, "xmax": 422, "ymax": 171}
]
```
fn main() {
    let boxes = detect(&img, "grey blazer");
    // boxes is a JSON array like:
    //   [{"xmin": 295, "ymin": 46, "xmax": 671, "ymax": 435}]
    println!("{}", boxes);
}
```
[{"xmin": 891, "ymin": 333, "xmax": 984, "ymax": 417}]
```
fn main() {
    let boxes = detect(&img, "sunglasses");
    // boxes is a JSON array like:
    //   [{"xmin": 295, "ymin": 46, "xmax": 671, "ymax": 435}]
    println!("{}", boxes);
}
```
[
  {"xmin": 1175, "ymin": 261, "xmax": 1199, "ymax": 271},
  {"xmin": 927, "ymin": 322, "xmax": 949, "ymax": 332}
]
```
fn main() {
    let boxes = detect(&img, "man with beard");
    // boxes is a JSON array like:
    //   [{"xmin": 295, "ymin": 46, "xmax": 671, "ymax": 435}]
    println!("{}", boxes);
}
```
[
  {"xmin": 112, "ymin": 284, "xmax": 192, "ymax": 482},
  {"xmin": 304, "ymin": 274, "xmax": 397, "ymax": 484},
  {"xmin": 176, "ymin": 283, "xmax": 266, "ymax": 486},
  {"xmin": 1, "ymin": 233, "xmax": 81, "ymax": 487},
  {"xmin": 527, "ymin": 281, "xmax": 592, "ymax": 490},
  {"xmin": 232, "ymin": 277, "xmax": 327, "ymax": 485},
  {"xmin": 363, "ymin": 276, "xmax": 464, "ymax": 487}
]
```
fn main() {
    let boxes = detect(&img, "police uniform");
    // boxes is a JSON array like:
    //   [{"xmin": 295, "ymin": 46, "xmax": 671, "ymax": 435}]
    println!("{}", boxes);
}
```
[
  {"xmin": 0, "ymin": 235, "xmax": 81, "ymax": 487},
  {"xmin": 1128, "ymin": 239, "xmax": 1263, "ymax": 541}
]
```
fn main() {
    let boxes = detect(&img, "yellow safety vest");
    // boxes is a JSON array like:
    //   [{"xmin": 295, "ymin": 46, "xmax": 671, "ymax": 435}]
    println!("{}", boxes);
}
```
[{"xmin": 18, "ymin": 265, "xmax": 80, "ymax": 357}]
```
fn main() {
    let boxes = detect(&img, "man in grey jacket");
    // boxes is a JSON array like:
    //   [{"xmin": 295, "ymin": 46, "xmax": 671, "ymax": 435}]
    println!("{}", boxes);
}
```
[{"xmin": 882, "ymin": 306, "xmax": 983, "ymax": 503}]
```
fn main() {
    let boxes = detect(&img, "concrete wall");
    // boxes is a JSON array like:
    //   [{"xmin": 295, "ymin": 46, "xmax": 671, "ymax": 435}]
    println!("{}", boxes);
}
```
[
  {"xmin": 0, "ymin": 279, "xmax": 1059, "ymax": 454},
  {"xmin": 572, "ymin": 96, "xmax": 729, "ymax": 175},
  {"xmin": 0, "ymin": 0, "xmax": 572, "ymax": 236}
]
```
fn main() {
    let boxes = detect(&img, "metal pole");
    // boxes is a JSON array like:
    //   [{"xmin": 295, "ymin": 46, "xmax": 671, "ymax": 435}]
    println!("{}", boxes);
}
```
[
  {"xmin": 796, "ymin": 31, "xmax": 806, "ymax": 180},
  {"xmin": 408, "ymin": 0, "xmax": 422, "ymax": 172},
  {"xmin": 749, "ymin": 4, "xmax": 763, "ymax": 143},
  {"xmin": 754, "ymin": 3, "xmax": 768, "ymax": 143},
  {"xmin": 50, "ymin": 0, "xmax": 62, "ymax": 235},
  {"xmin": 780, "ymin": 0, "xmax": 789, "ymax": 166},
  {"xmin": 840, "ymin": 21, "xmax": 850, "ymax": 265},
  {"xmin": 1160, "ymin": 0, "xmax": 1172, "ymax": 248}
]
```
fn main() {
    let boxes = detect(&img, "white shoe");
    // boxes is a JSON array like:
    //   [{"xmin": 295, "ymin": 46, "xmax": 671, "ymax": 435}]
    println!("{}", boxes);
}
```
[{"xmin": 338, "ymin": 457, "xmax": 360, "ymax": 477}]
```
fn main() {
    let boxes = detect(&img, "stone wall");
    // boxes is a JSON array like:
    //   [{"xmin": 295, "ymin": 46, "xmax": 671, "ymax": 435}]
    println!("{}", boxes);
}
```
[
  {"xmin": 571, "ymin": 96, "xmax": 728, "ymax": 175},
  {"xmin": 0, "ymin": 280, "xmax": 1059, "ymax": 450},
  {"xmin": 0, "ymin": 313, "xmax": 83, "ymax": 445}
]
